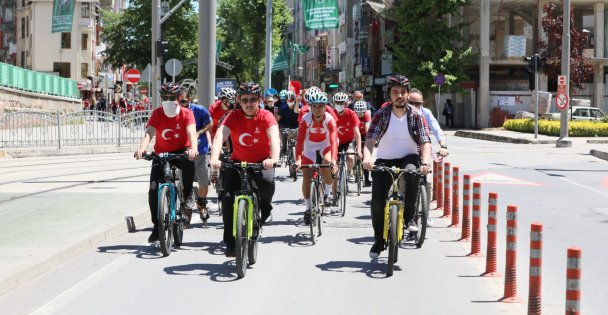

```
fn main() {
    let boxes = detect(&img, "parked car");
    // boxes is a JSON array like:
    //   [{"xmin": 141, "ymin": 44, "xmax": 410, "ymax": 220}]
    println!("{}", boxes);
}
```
[{"xmin": 541, "ymin": 106, "xmax": 606, "ymax": 121}]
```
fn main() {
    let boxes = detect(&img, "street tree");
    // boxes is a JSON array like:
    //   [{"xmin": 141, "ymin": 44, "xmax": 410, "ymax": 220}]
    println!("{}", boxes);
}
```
[
  {"xmin": 537, "ymin": 2, "xmax": 592, "ymax": 94},
  {"xmin": 386, "ymin": 0, "xmax": 476, "ymax": 98},
  {"xmin": 216, "ymin": 0, "xmax": 293, "ymax": 84},
  {"xmin": 101, "ymin": 0, "xmax": 199, "ymax": 80}
]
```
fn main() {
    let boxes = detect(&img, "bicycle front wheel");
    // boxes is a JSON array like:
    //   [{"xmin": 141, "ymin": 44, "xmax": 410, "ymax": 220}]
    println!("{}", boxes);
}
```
[
  {"xmin": 235, "ymin": 199, "xmax": 249, "ymax": 278},
  {"xmin": 414, "ymin": 183, "xmax": 429, "ymax": 248},
  {"xmin": 355, "ymin": 161, "xmax": 362, "ymax": 196},
  {"xmin": 309, "ymin": 180, "xmax": 320, "ymax": 244},
  {"xmin": 158, "ymin": 186, "xmax": 173, "ymax": 257},
  {"xmin": 387, "ymin": 204, "xmax": 399, "ymax": 276},
  {"xmin": 248, "ymin": 195, "xmax": 259, "ymax": 265},
  {"xmin": 339, "ymin": 167, "xmax": 347, "ymax": 216},
  {"xmin": 289, "ymin": 147, "xmax": 297, "ymax": 181}
]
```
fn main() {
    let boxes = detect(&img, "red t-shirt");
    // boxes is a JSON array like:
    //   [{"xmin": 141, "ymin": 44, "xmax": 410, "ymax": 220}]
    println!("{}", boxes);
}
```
[
  {"xmin": 297, "ymin": 105, "xmax": 338, "ymax": 123},
  {"xmin": 209, "ymin": 100, "xmax": 231, "ymax": 138},
  {"xmin": 147, "ymin": 107, "xmax": 195, "ymax": 153},
  {"xmin": 357, "ymin": 111, "xmax": 371, "ymax": 137},
  {"xmin": 221, "ymin": 109, "xmax": 277, "ymax": 162},
  {"xmin": 335, "ymin": 108, "xmax": 361, "ymax": 144}
]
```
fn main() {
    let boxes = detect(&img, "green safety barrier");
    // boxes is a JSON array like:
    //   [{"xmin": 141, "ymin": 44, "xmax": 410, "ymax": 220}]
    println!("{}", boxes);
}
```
[{"xmin": 0, "ymin": 61, "xmax": 79, "ymax": 99}]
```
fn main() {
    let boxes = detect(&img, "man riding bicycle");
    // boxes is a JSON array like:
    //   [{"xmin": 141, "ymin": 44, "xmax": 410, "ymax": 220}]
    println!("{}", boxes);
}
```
[
  {"xmin": 332, "ymin": 92, "xmax": 362, "ymax": 185},
  {"xmin": 293, "ymin": 90, "xmax": 338, "ymax": 225},
  {"xmin": 134, "ymin": 82, "xmax": 198, "ymax": 243},
  {"xmin": 362, "ymin": 75, "xmax": 432, "ymax": 258},
  {"xmin": 277, "ymin": 90, "xmax": 301, "ymax": 155},
  {"xmin": 353, "ymin": 100, "xmax": 372, "ymax": 187},
  {"xmin": 209, "ymin": 82, "xmax": 280, "ymax": 257}
]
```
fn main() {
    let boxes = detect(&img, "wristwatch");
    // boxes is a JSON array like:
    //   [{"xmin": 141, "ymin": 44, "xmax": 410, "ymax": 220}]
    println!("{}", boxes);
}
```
[{"xmin": 440, "ymin": 144, "xmax": 448, "ymax": 149}]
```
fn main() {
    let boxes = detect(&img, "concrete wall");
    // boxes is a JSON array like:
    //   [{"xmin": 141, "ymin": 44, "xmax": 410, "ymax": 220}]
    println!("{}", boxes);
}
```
[{"xmin": 0, "ymin": 86, "xmax": 81, "ymax": 113}]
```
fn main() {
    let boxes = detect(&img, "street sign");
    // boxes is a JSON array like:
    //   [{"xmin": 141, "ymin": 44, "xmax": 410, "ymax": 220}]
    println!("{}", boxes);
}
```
[
  {"xmin": 556, "ymin": 93, "xmax": 569, "ymax": 110},
  {"xmin": 557, "ymin": 75, "xmax": 567, "ymax": 94},
  {"xmin": 434, "ymin": 73, "xmax": 445, "ymax": 86},
  {"xmin": 77, "ymin": 82, "xmax": 83, "ymax": 90},
  {"xmin": 125, "ymin": 68, "xmax": 141, "ymax": 84},
  {"xmin": 165, "ymin": 58, "xmax": 183, "ymax": 77}
]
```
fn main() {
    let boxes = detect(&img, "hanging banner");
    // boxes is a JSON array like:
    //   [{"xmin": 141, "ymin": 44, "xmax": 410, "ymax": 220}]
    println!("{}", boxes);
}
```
[
  {"xmin": 52, "ymin": 0, "xmax": 76, "ymax": 33},
  {"xmin": 303, "ymin": 0, "xmax": 339, "ymax": 30},
  {"xmin": 272, "ymin": 46, "xmax": 289, "ymax": 72}
]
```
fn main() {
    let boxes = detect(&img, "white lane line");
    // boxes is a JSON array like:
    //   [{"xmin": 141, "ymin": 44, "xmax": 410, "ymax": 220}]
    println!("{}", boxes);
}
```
[
  {"xmin": 31, "ymin": 245, "xmax": 144, "ymax": 315},
  {"xmin": 560, "ymin": 177, "xmax": 608, "ymax": 199}
]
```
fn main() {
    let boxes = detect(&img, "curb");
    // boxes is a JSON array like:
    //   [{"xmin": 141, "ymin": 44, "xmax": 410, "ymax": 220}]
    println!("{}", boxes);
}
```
[
  {"xmin": 0, "ymin": 211, "xmax": 150, "ymax": 296},
  {"xmin": 0, "ymin": 146, "xmax": 138, "ymax": 158},
  {"xmin": 587, "ymin": 139, "xmax": 608, "ymax": 144},
  {"xmin": 590, "ymin": 149, "xmax": 608, "ymax": 161},
  {"xmin": 454, "ymin": 130, "xmax": 555, "ymax": 144}
]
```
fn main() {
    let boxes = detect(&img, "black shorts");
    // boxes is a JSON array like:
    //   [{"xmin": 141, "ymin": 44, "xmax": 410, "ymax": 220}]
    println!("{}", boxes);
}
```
[{"xmin": 338, "ymin": 142, "xmax": 351, "ymax": 153}]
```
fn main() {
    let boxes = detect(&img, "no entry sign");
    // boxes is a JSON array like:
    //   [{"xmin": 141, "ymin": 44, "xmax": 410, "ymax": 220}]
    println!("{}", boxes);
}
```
[{"xmin": 125, "ymin": 68, "xmax": 141, "ymax": 84}]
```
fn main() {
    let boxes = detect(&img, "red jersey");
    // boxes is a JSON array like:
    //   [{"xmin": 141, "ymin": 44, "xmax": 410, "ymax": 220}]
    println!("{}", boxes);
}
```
[
  {"xmin": 221, "ymin": 109, "xmax": 277, "ymax": 162},
  {"xmin": 295, "ymin": 112, "xmax": 338, "ymax": 162},
  {"xmin": 357, "ymin": 111, "xmax": 371, "ymax": 137},
  {"xmin": 209, "ymin": 100, "xmax": 231, "ymax": 138},
  {"xmin": 335, "ymin": 108, "xmax": 361, "ymax": 144},
  {"xmin": 147, "ymin": 107, "xmax": 195, "ymax": 153},
  {"xmin": 297, "ymin": 105, "xmax": 338, "ymax": 123}
]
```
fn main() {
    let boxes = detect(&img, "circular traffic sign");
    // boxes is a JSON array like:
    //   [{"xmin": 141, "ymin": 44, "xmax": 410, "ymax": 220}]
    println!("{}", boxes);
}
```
[
  {"xmin": 165, "ymin": 59, "xmax": 183, "ymax": 76},
  {"xmin": 556, "ymin": 93, "xmax": 569, "ymax": 110},
  {"xmin": 125, "ymin": 68, "xmax": 141, "ymax": 83},
  {"xmin": 434, "ymin": 73, "xmax": 445, "ymax": 86}
]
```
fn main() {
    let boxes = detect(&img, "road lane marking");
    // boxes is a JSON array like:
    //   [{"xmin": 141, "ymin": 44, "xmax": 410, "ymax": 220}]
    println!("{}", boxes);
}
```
[
  {"xmin": 559, "ymin": 177, "xmax": 608, "ymax": 199},
  {"xmin": 472, "ymin": 172, "xmax": 540, "ymax": 186}
]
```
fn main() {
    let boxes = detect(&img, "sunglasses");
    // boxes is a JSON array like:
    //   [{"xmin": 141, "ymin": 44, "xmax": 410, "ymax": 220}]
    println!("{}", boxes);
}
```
[
  {"xmin": 240, "ymin": 97, "xmax": 259, "ymax": 104},
  {"xmin": 310, "ymin": 103, "xmax": 325, "ymax": 107},
  {"xmin": 161, "ymin": 95, "xmax": 177, "ymax": 101},
  {"xmin": 179, "ymin": 100, "xmax": 189, "ymax": 104},
  {"xmin": 409, "ymin": 101, "xmax": 423, "ymax": 106}
]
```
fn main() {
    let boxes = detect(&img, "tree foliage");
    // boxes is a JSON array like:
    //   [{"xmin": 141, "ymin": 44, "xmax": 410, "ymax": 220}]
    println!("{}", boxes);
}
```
[
  {"xmin": 216, "ymin": 0, "xmax": 293, "ymax": 85},
  {"xmin": 101, "ymin": 0, "xmax": 199, "ymax": 79},
  {"xmin": 537, "ymin": 2, "xmax": 592, "ymax": 94},
  {"xmin": 387, "ymin": 0, "xmax": 476, "ymax": 97}
]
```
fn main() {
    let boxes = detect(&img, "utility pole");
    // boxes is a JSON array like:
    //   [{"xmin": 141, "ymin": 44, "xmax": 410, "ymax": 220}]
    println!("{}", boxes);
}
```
[
  {"xmin": 151, "ymin": 0, "xmax": 160, "ymax": 109},
  {"xmin": 199, "ymin": 0, "xmax": 216, "ymax": 108},
  {"xmin": 557, "ymin": 0, "xmax": 572, "ymax": 147},
  {"xmin": 534, "ymin": 54, "xmax": 539, "ymax": 139},
  {"xmin": 264, "ymin": 0, "xmax": 273, "ymax": 89}
]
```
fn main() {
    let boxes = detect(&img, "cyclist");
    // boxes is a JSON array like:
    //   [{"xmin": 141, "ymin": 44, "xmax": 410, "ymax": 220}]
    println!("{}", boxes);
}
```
[
  {"xmin": 349, "ymin": 90, "xmax": 375, "ymax": 116},
  {"xmin": 353, "ymin": 100, "xmax": 372, "ymax": 187},
  {"xmin": 134, "ymin": 82, "xmax": 199, "ymax": 243},
  {"xmin": 362, "ymin": 75, "xmax": 432, "ymax": 258},
  {"xmin": 277, "ymin": 90, "xmax": 302, "ymax": 155},
  {"xmin": 178, "ymin": 87, "xmax": 212, "ymax": 228},
  {"xmin": 293, "ymin": 90, "xmax": 338, "ymax": 225},
  {"xmin": 332, "ymin": 92, "xmax": 361, "ymax": 186},
  {"xmin": 209, "ymin": 87, "xmax": 236, "ymax": 141},
  {"xmin": 209, "ymin": 82, "xmax": 280, "ymax": 257},
  {"xmin": 263, "ymin": 88, "xmax": 278, "ymax": 113},
  {"xmin": 298, "ymin": 87, "xmax": 338, "ymax": 123}
]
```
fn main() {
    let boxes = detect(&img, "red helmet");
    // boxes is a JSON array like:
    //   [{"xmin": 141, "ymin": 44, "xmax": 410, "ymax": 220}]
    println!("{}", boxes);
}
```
[
  {"xmin": 160, "ymin": 82, "xmax": 182, "ymax": 96},
  {"xmin": 385, "ymin": 75, "xmax": 410, "ymax": 93},
  {"xmin": 238, "ymin": 82, "xmax": 262, "ymax": 96}
]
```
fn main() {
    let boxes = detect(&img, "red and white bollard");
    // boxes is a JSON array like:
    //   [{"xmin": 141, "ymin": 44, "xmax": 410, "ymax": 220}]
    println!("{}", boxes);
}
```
[
  {"xmin": 436, "ymin": 161, "xmax": 444, "ymax": 210},
  {"xmin": 432, "ymin": 161, "xmax": 438, "ymax": 202},
  {"xmin": 442, "ymin": 162, "xmax": 451, "ymax": 218},
  {"xmin": 459, "ymin": 174, "xmax": 471, "ymax": 241},
  {"xmin": 482, "ymin": 192, "xmax": 499, "ymax": 277},
  {"xmin": 528, "ymin": 222, "xmax": 543, "ymax": 315},
  {"xmin": 468, "ymin": 182, "xmax": 482, "ymax": 256},
  {"xmin": 450, "ymin": 166, "xmax": 460, "ymax": 227},
  {"xmin": 565, "ymin": 247, "xmax": 582, "ymax": 315},
  {"xmin": 501, "ymin": 205, "xmax": 520, "ymax": 303}
]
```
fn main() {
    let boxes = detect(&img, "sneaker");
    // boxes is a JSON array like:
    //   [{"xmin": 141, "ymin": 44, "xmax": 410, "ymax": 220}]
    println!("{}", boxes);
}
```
[
  {"xmin": 225, "ymin": 244, "xmax": 236, "ymax": 257},
  {"xmin": 364, "ymin": 180, "xmax": 372, "ymax": 187},
  {"xmin": 369, "ymin": 241, "xmax": 384, "ymax": 259},
  {"xmin": 148, "ymin": 227, "xmax": 159, "ymax": 243},
  {"xmin": 324, "ymin": 195, "xmax": 334, "ymax": 207},
  {"xmin": 407, "ymin": 220, "xmax": 419, "ymax": 232},
  {"xmin": 184, "ymin": 208, "xmax": 192, "ymax": 229},
  {"xmin": 426, "ymin": 217, "xmax": 434, "ymax": 227},
  {"xmin": 303, "ymin": 210, "xmax": 311, "ymax": 225},
  {"xmin": 197, "ymin": 198, "xmax": 209, "ymax": 221},
  {"xmin": 262, "ymin": 212, "xmax": 273, "ymax": 225}
]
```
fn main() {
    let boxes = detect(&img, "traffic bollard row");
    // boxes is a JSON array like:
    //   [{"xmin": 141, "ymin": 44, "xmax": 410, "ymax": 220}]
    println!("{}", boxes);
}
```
[
  {"xmin": 468, "ymin": 182, "xmax": 482, "ymax": 256},
  {"xmin": 482, "ymin": 192, "xmax": 499, "ymax": 277},
  {"xmin": 436, "ymin": 161, "xmax": 444, "ymax": 210},
  {"xmin": 501, "ymin": 205, "xmax": 520, "ymax": 303},
  {"xmin": 528, "ymin": 222, "xmax": 543, "ymax": 315},
  {"xmin": 442, "ymin": 162, "xmax": 451, "ymax": 218},
  {"xmin": 432, "ymin": 161, "xmax": 438, "ymax": 202},
  {"xmin": 450, "ymin": 167, "xmax": 460, "ymax": 227},
  {"xmin": 459, "ymin": 174, "xmax": 471, "ymax": 241},
  {"xmin": 566, "ymin": 247, "xmax": 582, "ymax": 315}
]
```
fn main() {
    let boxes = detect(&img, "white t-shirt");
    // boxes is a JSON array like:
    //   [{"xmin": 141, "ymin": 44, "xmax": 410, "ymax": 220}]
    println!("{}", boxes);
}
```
[{"xmin": 376, "ymin": 112, "xmax": 418, "ymax": 159}]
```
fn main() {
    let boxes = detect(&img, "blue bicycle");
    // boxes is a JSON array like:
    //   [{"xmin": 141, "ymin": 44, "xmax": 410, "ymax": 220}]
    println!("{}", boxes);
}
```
[{"xmin": 143, "ymin": 152, "xmax": 189, "ymax": 256}]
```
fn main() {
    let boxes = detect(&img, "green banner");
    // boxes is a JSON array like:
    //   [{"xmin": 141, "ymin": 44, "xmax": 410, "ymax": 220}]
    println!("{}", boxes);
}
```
[
  {"xmin": 272, "ymin": 46, "xmax": 289, "ymax": 72},
  {"xmin": 52, "ymin": 0, "xmax": 76, "ymax": 33},
  {"xmin": 303, "ymin": 0, "xmax": 339, "ymax": 30}
]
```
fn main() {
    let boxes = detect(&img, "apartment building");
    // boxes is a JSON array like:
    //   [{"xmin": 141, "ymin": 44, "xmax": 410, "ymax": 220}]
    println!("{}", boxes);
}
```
[{"xmin": 0, "ymin": 0, "xmax": 17, "ymax": 65}]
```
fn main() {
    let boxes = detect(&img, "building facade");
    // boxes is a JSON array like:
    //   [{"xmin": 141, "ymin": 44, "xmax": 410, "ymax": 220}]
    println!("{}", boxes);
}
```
[{"xmin": 0, "ymin": 0, "xmax": 17, "ymax": 65}]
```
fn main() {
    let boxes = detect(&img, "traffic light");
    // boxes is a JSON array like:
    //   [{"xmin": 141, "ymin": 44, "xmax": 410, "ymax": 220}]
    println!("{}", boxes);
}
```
[
  {"xmin": 524, "ymin": 54, "xmax": 546, "ymax": 73},
  {"xmin": 156, "ymin": 40, "xmax": 169, "ymax": 59}
]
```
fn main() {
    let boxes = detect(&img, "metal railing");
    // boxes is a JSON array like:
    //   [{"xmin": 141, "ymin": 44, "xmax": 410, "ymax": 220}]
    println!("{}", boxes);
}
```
[
  {"xmin": 0, "ymin": 110, "xmax": 151, "ymax": 149},
  {"xmin": 0, "ymin": 62, "xmax": 80, "ymax": 99}
]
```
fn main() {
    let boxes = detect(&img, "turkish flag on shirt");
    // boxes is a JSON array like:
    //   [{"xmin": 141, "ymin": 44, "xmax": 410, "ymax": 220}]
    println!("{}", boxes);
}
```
[{"xmin": 289, "ymin": 80, "xmax": 301, "ymax": 96}]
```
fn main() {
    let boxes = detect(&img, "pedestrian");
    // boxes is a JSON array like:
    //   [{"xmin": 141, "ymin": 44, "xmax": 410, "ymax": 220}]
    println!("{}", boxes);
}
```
[{"xmin": 442, "ymin": 99, "xmax": 454, "ymax": 128}]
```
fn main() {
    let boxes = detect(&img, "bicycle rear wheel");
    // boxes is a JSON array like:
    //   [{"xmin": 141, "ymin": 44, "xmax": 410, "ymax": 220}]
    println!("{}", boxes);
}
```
[
  {"xmin": 158, "ymin": 186, "xmax": 173, "ymax": 257},
  {"xmin": 289, "ymin": 147, "xmax": 297, "ymax": 181},
  {"xmin": 355, "ymin": 161, "xmax": 362, "ymax": 196},
  {"xmin": 414, "ymin": 183, "xmax": 429, "ymax": 248},
  {"xmin": 387, "ymin": 204, "xmax": 399, "ymax": 276},
  {"xmin": 339, "ymin": 167, "xmax": 347, "ymax": 216},
  {"xmin": 309, "ymin": 180, "xmax": 320, "ymax": 244},
  {"xmin": 235, "ymin": 199, "xmax": 249, "ymax": 278}
]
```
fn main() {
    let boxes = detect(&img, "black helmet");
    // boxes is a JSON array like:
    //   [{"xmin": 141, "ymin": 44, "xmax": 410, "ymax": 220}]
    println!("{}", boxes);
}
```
[
  {"xmin": 160, "ymin": 82, "xmax": 183, "ymax": 96},
  {"xmin": 385, "ymin": 75, "xmax": 410, "ymax": 93},
  {"xmin": 238, "ymin": 82, "xmax": 262, "ymax": 96}
]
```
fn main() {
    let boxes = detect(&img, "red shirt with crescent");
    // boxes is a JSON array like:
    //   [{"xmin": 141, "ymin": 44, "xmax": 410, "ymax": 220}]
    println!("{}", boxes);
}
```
[
  {"xmin": 358, "ymin": 111, "xmax": 371, "ymax": 137},
  {"xmin": 221, "ymin": 108, "xmax": 277, "ymax": 162},
  {"xmin": 335, "ymin": 108, "xmax": 361, "ymax": 144},
  {"xmin": 209, "ymin": 100, "xmax": 231, "ymax": 138},
  {"xmin": 147, "ymin": 107, "xmax": 195, "ymax": 153},
  {"xmin": 297, "ymin": 104, "xmax": 338, "ymax": 123}
]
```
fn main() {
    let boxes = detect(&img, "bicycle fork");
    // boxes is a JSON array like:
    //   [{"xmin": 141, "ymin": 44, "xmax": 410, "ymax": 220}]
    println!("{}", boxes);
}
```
[
  {"xmin": 233, "ymin": 195, "xmax": 254, "ymax": 238},
  {"xmin": 158, "ymin": 183, "xmax": 176, "ymax": 222},
  {"xmin": 383, "ymin": 200, "xmax": 405, "ymax": 242}
]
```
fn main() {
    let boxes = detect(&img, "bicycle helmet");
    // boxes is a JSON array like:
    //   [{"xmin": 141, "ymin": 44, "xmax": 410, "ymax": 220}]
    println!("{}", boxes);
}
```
[
  {"xmin": 279, "ymin": 90, "xmax": 288, "ymax": 100},
  {"xmin": 219, "ymin": 87, "xmax": 237, "ymax": 100},
  {"xmin": 265, "ymin": 88, "xmax": 278, "ymax": 98},
  {"xmin": 307, "ymin": 90, "xmax": 328, "ymax": 104},
  {"xmin": 304, "ymin": 86, "xmax": 321, "ymax": 103},
  {"xmin": 333, "ymin": 92, "xmax": 349, "ymax": 103},
  {"xmin": 353, "ymin": 100, "xmax": 368, "ymax": 113},
  {"xmin": 237, "ymin": 82, "xmax": 262, "ymax": 96},
  {"xmin": 385, "ymin": 75, "xmax": 410, "ymax": 93},
  {"xmin": 160, "ymin": 82, "xmax": 182, "ymax": 96},
  {"xmin": 286, "ymin": 90, "xmax": 296, "ymax": 102}
]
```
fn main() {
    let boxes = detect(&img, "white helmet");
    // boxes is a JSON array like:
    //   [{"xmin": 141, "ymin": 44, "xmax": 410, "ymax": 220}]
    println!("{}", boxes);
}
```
[
  {"xmin": 333, "ymin": 92, "xmax": 349, "ymax": 103},
  {"xmin": 219, "ymin": 87, "xmax": 236, "ymax": 100},
  {"xmin": 304, "ymin": 86, "xmax": 321, "ymax": 103},
  {"xmin": 307, "ymin": 90, "xmax": 328, "ymax": 104},
  {"xmin": 353, "ymin": 100, "xmax": 367, "ymax": 113}
]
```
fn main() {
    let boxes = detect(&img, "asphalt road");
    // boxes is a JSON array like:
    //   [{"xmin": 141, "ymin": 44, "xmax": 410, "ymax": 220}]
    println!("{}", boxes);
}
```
[{"xmin": 0, "ymin": 137, "xmax": 606, "ymax": 314}]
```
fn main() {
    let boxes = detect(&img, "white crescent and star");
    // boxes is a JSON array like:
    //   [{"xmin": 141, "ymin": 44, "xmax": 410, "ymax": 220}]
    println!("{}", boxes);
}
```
[
  {"xmin": 337, "ymin": 126, "xmax": 346, "ymax": 134},
  {"xmin": 161, "ymin": 129, "xmax": 178, "ymax": 140},
  {"xmin": 238, "ymin": 132, "xmax": 258, "ymax": 146}
]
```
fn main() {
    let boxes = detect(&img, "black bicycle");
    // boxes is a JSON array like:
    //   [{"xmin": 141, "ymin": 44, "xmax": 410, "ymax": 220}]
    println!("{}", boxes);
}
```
[
  {"xmin": 280, "ymin": 128, "xmax": 299, "ymax": 181},
  {"xmin": 300, "ymin": 163, "xmax": 332, "ymax": 244},
  {"xmin": 142, "ymin": 152, "xmax": 190, "ymax": 256},
  {"xmin": 335, "ymin": 150, "xmax": 356, "ymax": 216}
]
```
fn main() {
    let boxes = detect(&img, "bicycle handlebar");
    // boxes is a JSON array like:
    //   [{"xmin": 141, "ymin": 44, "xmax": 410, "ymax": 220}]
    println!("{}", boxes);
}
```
[
  {"xmin": 142, "ymin": 152, "xmax": 189, "ymax": 161},
  {"xmin": 371, "ymin": 165, "xmax": 427, "ymax": 176},
  {"xmin": 220, "ymin": 161, "xmax": 279, "ymax": 171},
  {"xmin": 299, "ymin": 163, "xmax": 333, "ymax": 169}
]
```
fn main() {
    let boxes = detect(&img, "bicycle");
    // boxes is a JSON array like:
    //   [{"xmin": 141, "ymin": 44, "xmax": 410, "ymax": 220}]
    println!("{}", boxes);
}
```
[
  {"xmin": 335, "ymin": 150, "xmax": 356, "ymax": 216},
  {"xmin": 299, "ymin": 163, "xmax": 332, "ymax": 244},
  {"xmin": 221, "ymin": 161, "xmax": 277, "ymax": 278},
  {"xmin": 142, "ymin": 152, "xmax": 190, "ymax": 257},
  {"xmin": 280, "ymin": 128, "xmax": 298, "ymax": 181},
  {"xmin": 353, "ymin": 154, "xmax": 363, "ymax": 196},
  {"xmin": 211, "ymin": 150, "xmax": 231, "ymax": 218},
  {"xmin": 371, "ymin": 165, "xmax": 428, "ymax": 276}
]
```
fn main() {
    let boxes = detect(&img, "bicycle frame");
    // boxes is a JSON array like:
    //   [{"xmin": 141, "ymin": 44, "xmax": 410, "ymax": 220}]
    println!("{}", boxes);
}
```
[
  {"xmin": 379, "ymin": 169, "xmax": 410, "ymax": 243},
  {"xmin": 158, "ymin": 183, "xmax": 177, "ymax": 222},
  {"xmin": 227, "ymin": 162, "xmax": 260, "ymax": 240}
]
